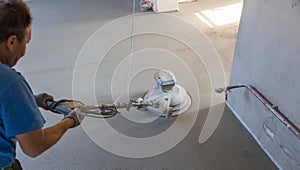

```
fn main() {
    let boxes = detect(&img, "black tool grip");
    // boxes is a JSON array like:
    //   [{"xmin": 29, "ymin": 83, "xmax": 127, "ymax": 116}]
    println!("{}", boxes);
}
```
[{"xmin": 46, "ymin": 100, "xmax": 72, "ymax": 115}]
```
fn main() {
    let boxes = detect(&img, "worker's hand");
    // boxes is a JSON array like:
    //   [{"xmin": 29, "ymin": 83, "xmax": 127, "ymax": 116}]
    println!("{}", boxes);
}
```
[
  {"xmin": 34, "ymin": 93, "xmax": 54, "ymax": 110},
  {"xmin": 63, "ymin": 109, "xmax": 85, "ymax": 128}
]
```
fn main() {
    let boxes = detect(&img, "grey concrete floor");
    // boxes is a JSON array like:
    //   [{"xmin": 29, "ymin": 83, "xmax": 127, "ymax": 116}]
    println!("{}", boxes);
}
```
[{"xmin": 15, "ymin": 0, "xmax": 277, "ymax": 169}]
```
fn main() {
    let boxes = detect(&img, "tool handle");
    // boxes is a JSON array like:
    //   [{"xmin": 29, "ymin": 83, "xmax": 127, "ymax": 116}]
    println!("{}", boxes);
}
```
[{"xmin": 46, "ymin": 101, "xmax": 72, "ymax": 115}]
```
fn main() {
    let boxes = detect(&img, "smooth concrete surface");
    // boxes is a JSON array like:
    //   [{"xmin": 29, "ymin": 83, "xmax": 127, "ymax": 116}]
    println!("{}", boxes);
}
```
[
  {"xmin": 228, "ymin": 0, "xmax": 300, "ymax": 169},
  {"xmin": 177, "ymin": 0, "xmax": 241, "ymax": 82},
  {"xmin": 14, "ymin": 0, "xmax": 276, "ymax": 169}
]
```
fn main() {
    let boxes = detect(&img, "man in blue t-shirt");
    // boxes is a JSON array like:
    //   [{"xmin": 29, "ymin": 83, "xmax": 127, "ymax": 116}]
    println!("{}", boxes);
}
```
[{"xmin": 0, "ymin": 1, "xmax": 84, "ymax": 169}]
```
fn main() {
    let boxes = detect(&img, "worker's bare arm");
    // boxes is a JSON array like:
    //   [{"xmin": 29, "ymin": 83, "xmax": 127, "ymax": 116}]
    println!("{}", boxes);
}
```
[{"xmin": 16, "ymin": 118, "xmax": 74, "ymax": 158}]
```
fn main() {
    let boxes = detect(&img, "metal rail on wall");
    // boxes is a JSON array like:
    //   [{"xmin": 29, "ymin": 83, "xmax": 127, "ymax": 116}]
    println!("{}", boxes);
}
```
[{"xmin": 215, "ymin": 85, "xmax": 300, "ymax": 140}]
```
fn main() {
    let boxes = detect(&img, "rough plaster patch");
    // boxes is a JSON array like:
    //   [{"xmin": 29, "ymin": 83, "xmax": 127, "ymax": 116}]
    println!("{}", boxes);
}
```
[
  {"xmin": 263, "ymin": 117, "xmax": 277, "ymax": 140},
  {"xmin": 280, "ymin": 145, "xmax": 295, "ymax": 160}
]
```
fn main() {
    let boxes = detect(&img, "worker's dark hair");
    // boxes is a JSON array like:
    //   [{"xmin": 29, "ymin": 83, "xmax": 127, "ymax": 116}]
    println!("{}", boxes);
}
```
[{"xmin": 0, "ymin": 0, "xmax": 32, "ymax": 43}]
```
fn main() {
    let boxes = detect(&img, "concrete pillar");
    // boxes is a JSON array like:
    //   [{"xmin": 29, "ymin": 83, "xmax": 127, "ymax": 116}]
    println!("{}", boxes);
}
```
[{"xmin": 228, "ymin": 0, "xmax": 300, "ymax": 169}]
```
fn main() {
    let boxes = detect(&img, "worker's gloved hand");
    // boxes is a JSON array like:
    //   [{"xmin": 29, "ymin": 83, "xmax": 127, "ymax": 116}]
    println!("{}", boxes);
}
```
[
  {"xmin": 63, "ymin": 109, "xmax": 85, "ymax": 128},
  {"xmin": 34, "ymin": 93, "xmax": 54, "ymax": 110}
]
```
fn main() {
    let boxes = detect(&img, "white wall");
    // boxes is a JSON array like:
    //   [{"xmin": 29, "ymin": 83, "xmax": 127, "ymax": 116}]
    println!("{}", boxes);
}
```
[{"xmin": 228, "ymin": 0, "xmax": 300, "ymax": 169}]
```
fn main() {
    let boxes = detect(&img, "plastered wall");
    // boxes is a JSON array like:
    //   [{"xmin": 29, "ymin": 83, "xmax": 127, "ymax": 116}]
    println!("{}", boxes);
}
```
[{"xmin": 228, "ymin": 0, "xmax": 300, "ymax": 169}]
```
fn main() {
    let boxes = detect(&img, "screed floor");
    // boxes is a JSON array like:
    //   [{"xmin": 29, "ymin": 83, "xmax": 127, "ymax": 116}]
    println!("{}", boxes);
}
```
[{"xmin": 16, "ymin": 0, "xmax": 277, "ymax": 169}]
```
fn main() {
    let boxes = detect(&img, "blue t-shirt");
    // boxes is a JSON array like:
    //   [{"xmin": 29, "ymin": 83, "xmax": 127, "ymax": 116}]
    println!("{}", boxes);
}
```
[{"xmin": 0, "ymin": 63, "xmax": 45, "ymax": 168}]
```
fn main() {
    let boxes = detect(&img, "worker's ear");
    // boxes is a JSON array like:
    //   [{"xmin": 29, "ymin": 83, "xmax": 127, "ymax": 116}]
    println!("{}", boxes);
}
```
[{"xmin": 6, "ymin": 35, "xmax": 17, "ymax": 51}]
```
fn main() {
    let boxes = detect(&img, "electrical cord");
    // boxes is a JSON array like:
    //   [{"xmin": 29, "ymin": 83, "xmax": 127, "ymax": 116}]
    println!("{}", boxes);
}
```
[
  {"xmin": 114, "ymin": 0, "xmax": 136, "ymax": 103},
  {"xmin": 48, "ymin": 2, "xmax": 138, "ymax": 119}
]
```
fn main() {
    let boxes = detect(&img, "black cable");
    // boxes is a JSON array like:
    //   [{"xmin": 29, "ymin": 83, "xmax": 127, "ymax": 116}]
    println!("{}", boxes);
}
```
[
  {"xmin": 48, "ymin": 99, "xmax": 118, "ymax": 118},
  {"xmin": 48, "ymin": 99, "xmax": 83, "ymax": 114}
]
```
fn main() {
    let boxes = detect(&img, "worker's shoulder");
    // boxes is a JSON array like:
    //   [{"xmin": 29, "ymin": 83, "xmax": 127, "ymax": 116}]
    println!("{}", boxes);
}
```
[
  {"xmin": 0, "ymin": 63, "xmax": 24, "ymax": 79},
  {"xmin": 0, "ymin": 64, "xmax": 26, "ymax": 90}
]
